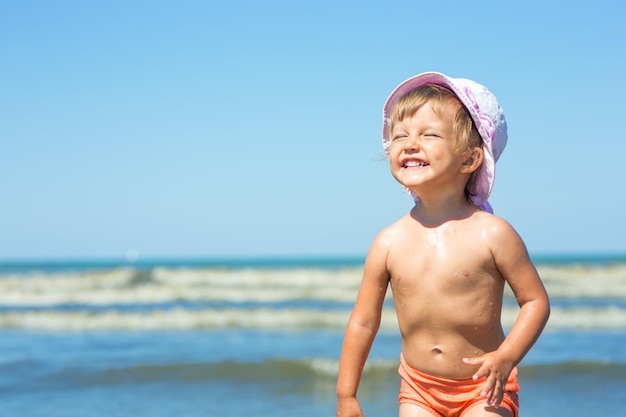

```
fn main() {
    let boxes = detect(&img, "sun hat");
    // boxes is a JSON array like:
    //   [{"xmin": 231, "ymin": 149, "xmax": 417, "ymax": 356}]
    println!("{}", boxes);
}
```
[{"xmin": 382, "ymin": 72, "xmax": 507, "ymax": 213}]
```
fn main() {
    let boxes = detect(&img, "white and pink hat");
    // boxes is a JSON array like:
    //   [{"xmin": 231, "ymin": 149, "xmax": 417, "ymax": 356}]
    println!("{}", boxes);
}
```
[{"xmin": 382, "ymin": 72, "xmax": 507, "ymax": 213}]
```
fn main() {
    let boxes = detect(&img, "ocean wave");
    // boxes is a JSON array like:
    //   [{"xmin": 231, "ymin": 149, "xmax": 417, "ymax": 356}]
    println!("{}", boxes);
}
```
[
  {"xmin": 2, "ymin": 264, "xmax": 626, "ymax": 308},
  {"xmin": 3, "ymin": 357, "xmax": 623, "ymax": 387},
  {"xmin": 0, "ymin": 267, "xmax": 362, "ymax": 306},
  {"xmin": 537, "ymin": 263, "xmax": 626, "ymax": 297},
  {"xmin": 0, "ymin": 306, "xmax": 625, "ymax": 331}
]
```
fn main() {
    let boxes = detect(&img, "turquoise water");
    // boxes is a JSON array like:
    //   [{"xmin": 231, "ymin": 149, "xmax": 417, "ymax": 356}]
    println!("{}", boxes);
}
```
[{"xmin": 1, "ymin": 255, "xmax": 625, "ymax": 416}]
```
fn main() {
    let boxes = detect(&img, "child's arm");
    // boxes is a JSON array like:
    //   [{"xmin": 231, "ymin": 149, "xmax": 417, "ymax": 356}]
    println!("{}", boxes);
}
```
[
  {"xmin": 464, "ymin": 218, "xmax": 550, "ymax": 406},
  {"xmin": 336, "ymin": 232, "xmax": 391, "ymax": 417}
]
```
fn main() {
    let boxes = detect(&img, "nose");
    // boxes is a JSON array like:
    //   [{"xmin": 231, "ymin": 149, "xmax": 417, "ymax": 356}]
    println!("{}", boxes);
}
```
[{"xmin": 403, "ymin": 134, "xmax": 422, "ymax": 151}]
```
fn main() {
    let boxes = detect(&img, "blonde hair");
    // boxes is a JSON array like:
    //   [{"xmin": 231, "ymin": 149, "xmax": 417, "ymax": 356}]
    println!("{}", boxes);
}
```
[
  {"xmin": 388, "ymin": 84, "xmax": 483, "ymax": 200},
  {"xmin": 388, "ymin": 83, "xmax": 482, "ymax": 154}
]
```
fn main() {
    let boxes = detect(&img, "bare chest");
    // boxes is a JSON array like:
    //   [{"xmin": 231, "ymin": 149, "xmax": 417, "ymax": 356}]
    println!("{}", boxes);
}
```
[{"xmin": 387, "ymin": 226, "xmax": 501, "ymax": 300}]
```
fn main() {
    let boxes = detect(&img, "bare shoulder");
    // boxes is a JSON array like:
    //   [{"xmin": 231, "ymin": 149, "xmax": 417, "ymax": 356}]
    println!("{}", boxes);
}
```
[
  {"xmin": 371, "ymin": 213, "xmax": 413, "ymax": 249},
  {"xmin": 471, "ymin": 211, "xmax": 538, "ymax": 280},
  {"xmin": 471, "ymin": 211, "xmax": 522, "ymax": 245},
  {"xmin": 364, "ymin": 214, "xmax": 413, "ymax": 271}
]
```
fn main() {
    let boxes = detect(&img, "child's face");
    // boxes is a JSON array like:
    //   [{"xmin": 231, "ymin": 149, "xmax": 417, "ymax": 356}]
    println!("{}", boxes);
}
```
[{"xmin": 388, "ymin": 101, "xmax": 470, "ymax": 195}]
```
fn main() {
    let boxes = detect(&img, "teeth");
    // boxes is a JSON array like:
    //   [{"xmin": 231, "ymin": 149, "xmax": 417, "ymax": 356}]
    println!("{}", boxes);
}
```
[{"xmin": 404, "ymin": 161, "xmax": 426, "ymax": 167}]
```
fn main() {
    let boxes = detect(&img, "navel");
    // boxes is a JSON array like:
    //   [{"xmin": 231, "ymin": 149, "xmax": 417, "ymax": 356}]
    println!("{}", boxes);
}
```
[{"xmin": 431, "ymin": 346, "xmax": 442, "ymax": 355}]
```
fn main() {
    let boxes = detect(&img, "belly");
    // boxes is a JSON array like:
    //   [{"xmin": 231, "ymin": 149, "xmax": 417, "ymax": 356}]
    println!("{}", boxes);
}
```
[{"xmin": 399, "ymin": 322, "xmax": 505, "ymax": 379}]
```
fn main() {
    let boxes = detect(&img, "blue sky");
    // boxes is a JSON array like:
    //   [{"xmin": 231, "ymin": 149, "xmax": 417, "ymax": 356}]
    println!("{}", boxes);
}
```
[{"xmin": 2, "ymin": 0, "xmax": 625, "ymax": 261}]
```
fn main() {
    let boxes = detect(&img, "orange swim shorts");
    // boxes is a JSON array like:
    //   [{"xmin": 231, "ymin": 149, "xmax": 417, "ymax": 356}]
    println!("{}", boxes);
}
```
[{"xmin": 398, "ymin": 353, "xmax": 519, "ymax": 417}]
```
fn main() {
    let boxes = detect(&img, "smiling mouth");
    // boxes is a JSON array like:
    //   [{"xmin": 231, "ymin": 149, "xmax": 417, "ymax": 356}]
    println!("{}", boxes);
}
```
[{"xmin": 403, "ymin": 160, "xmax": 428, "ymax": 168}]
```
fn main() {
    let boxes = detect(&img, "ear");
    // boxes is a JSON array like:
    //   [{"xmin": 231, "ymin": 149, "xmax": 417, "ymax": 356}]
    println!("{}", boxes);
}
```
[{"xmin": 460, "ymin": 147, "xmax": 484, "ymax": 174}]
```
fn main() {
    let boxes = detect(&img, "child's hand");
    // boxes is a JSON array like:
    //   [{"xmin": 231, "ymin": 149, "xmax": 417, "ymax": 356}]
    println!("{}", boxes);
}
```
[
  {"xmin": 462, "ymin": 353, "xmax": 514, "ymax": 406},
  {"xmin": 337, "ymin": 396, "xmax": 363, "ymax": 417}
]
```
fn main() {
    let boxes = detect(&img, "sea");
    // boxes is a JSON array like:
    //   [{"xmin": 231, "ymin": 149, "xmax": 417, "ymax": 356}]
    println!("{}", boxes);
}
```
[{"xmin": 1, "ymin": 254, "xmax": 625, "ymax": 417}]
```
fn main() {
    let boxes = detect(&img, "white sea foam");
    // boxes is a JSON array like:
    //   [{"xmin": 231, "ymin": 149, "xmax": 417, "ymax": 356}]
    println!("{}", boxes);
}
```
[
  {"xmin": 0, "ymin": 267, "xmax": 364, "ymax": 306},
  {"xmin": 0, "ymin": 306, "xmax": 624, "ymax": 331},
  {"xmin": 536, "ymin": 263, "xmax": 626, "ymax": 297},
  {"xmin": 0, "ymin": 308, "xmax": 354, "ymax": 331},
  {"xmin": 1, "ymin": 263, "xmax": 625, "ymax": 331},
  {"xmin": 2, "ymin": 264, "xmax": 626, "ymax": 307}
]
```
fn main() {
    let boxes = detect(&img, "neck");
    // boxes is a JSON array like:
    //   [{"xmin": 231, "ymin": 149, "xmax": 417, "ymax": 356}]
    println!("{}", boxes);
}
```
[{"xmin": 411, "ymin": 195, "xmax": 477, "ymax": 227}]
